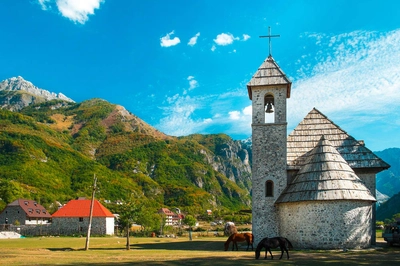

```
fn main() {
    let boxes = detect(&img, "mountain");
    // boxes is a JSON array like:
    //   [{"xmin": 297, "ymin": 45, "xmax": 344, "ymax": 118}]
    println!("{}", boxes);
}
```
[
  {"xmin": 0, "ymin": 77, "xmax": 252, "ymax": 214},
  {"xmin": 377, "ymin": 192, "xmax": 400, "ymax": 221},
  {"xmin": 375, "ymin": 148, "xmax": 400, "ymax": 197},
  {"xmin": 376, "ymin": 190, "xmax": 390, "ymax": 207},
  {"xmin": 0, "ymin": 76, "xmax": 74, "ymax": 111},
  {"xmin": 375, "ymin": 148, "xmax": 400, "ymax": 220}
]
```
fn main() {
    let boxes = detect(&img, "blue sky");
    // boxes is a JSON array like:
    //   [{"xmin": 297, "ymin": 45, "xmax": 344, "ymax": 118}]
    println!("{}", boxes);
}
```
[{"xmin": 1, "ymin": 0, "xmax": 399, "ymax": 151}]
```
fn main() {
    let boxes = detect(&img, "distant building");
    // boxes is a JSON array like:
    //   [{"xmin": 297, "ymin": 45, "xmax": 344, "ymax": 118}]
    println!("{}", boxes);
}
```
[
  {"xmin": 158, "ymin": 208, "xmax": 182, "ymax": 226},
  {"xmin": 0, "ymin": 199, "xmax": 51, "ymax": 226},
  {"xmin": 52, "ymin": 199, "xmax": 114, "ymax": 235}
]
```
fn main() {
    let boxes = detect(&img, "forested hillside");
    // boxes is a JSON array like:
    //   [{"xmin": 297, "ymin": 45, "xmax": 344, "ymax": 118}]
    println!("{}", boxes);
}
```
[{"xmin": 0, "ymin": 99, "xmax": 251, "ymax": 215}]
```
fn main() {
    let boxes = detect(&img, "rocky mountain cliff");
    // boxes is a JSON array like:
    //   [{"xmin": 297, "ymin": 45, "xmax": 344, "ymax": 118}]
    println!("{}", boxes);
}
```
[{"xmin": 0, "ymin": 76, "xmax": 74, "ymax": 111}]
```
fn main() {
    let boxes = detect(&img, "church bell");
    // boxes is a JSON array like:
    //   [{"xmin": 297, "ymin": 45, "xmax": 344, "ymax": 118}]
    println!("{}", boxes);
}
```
[{"xmin": 265, "ymin": 102, "xmax": 274, "ymax": 113}]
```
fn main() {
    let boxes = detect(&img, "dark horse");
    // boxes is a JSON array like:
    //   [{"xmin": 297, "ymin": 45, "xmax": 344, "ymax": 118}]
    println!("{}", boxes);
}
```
[
  {"xmin": 224, "ymin": 233, "xmax": 254, "ymax": 251},
  {"xmin": 255, "ymin": 237, "xmax": 293, "ymax": 259}
]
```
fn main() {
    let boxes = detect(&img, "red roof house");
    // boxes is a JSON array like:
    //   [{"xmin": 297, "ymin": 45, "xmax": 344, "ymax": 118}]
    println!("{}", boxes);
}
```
[
  {"xmin": 52, "ymin": 199, "xmax": 114, "ymax": 235},
  {"xmin": 52, "ymin": 199, "xmax": 114, "ymax": 218}
]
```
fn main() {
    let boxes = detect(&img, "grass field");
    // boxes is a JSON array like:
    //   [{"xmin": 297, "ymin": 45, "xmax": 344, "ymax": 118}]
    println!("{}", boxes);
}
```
[{"xmin": 0, "ymin": 235, "xmax": 399, "ymax": 266}]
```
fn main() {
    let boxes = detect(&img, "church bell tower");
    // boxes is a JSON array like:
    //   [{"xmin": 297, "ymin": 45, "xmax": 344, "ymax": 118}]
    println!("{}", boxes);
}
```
[{"xmin": 247, "ymin": 35, "xmax": 291, "ymax": 243}]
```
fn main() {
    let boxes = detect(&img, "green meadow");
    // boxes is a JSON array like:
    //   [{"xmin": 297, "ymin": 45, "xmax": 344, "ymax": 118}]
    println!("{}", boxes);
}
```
[{"xmin": 0, "ymin": 235, "xmax": 399, "ymax": 266}]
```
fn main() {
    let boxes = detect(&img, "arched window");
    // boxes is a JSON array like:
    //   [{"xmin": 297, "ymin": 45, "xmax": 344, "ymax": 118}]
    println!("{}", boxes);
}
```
[{"xmin": 265, "ymin": 180, "xmax": 274, "ymax": 197}]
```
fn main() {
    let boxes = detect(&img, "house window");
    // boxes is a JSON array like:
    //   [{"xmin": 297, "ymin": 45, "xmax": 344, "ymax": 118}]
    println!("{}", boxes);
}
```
[
  {"xmin": 265, "ymin": 180, "xmax": 274, "ymax": 197},
  {"xmin": 79, "ymin": 217, "xmax": 83, "ymax": 222}
]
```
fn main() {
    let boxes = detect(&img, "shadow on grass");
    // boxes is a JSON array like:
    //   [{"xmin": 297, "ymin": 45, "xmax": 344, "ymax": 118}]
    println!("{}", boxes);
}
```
[
  {"xmin": 52, "ymin": 256, "xmax": 263, "ymax": 266},
  {"xmin": 132, "ymin": 239, "xmax": 230, "ymax": 251},
  {"xmin": 47, "ymin": 239, "xmax": 244, "ymax": 252}
]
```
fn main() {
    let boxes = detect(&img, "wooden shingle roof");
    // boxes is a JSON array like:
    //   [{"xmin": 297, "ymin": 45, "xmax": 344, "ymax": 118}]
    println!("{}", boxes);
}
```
[
  {"xmin": 247, "ymin": 55, "xmax": 291, "ymax": 100},
  {"xmin": 277, "ymin": 136, "xmax": 376, "ymax": 203},
  {"xmin": 287, "ymin": 108, "xmax": 390, "ymax": 171}
]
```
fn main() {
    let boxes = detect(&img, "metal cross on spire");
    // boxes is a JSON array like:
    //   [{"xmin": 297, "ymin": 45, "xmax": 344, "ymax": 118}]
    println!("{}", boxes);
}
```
[{"xmin": 259, "ymin": 26, "xmax": 280, "ymax": 56}]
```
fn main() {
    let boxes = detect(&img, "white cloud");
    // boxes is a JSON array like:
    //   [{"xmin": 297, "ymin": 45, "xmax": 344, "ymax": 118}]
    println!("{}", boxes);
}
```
[
  {"xmin": 243, "ymin": 34, "xmax": 251, "ymax": 41},
  {"xmin": 188, "ymin": 32, "xmax": 200, "ymax": 46},
  {"xmin": 211, "ymin": 45, "xmax": 216, "ymax": 52},
  {"xmin": 160, "ymin": 31, "xmax": 181, "ymax": 47},
  {"xmin": 243, "ymin": 105, "xmax": 252, "ymax": 116},
  {"xmin": 156, "ymin": 87, "xmax": 251, "ymax": 138},
  {"xmin": 229, "ymin": 111, "xmax": 241, "ymax": 120},
  {"xmin": 214, "ymin": 33, "xmax": 239, "ymax": 46},
  {"xmin": 288, "ymin": 29, "xmax": 400, "ymax": 138},
  {"xmin": 187, "ymin": 76, "xmax": 199, "ymax": 91},
  {"xmin": 38, "ymin": 0, "xmax": 51, "ymax": 10},
  {"xmin": 37, "ymin": 0, "xmax": 104, "ymax": 23},
  {"xmin": 56, "ymin": 0, "xmax": 104, "ymax": 24},
  {"xmin": 156, "ymin": 94, "xmax": 210, "ymax": 136}
]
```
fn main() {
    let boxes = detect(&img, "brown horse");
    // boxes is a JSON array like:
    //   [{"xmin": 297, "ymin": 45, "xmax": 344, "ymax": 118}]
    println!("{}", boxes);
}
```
[
  {"xmin": 255, "ymin": 237, "xmax": 293, "ymax": 260},
  {"xmin": 224, "ymin": 232, "xmax": 254, "ymax": 251}
]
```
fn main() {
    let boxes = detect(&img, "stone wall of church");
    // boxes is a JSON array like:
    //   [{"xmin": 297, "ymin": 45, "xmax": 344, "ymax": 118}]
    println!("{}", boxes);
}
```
[
  {"xmin": 355, "ymin": 172, "xmax": 376, "ymax": 197},
  {"xmin": 252, "ymin": 123, "xmax": 287, "ymax": 244},
  {"xmin": 355, "ymin": 171, "xmax": 377, "ymax": 244},
  {"xmin": 278, "ymin": 200, "xmax": 373, "ymax": 249}
]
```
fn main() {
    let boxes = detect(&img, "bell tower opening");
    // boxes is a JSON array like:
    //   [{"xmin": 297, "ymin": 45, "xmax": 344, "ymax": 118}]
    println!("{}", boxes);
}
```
[{"xmin": 264, "ymin": 94, "xmax": 274, "ymax": 123}]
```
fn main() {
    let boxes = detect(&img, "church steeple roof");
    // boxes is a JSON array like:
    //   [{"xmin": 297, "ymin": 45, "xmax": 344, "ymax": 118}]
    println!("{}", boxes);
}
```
[
  {"xmin": 247, "ymin": 55, "xmax": 291, "ymax": 100},
  {"xmin": 287, "ymin": 108, "xmax": 390, "ymax": 171},
  {"xmin": 276, "ymin": 136, "xmax": 376, "ymax": 203}
]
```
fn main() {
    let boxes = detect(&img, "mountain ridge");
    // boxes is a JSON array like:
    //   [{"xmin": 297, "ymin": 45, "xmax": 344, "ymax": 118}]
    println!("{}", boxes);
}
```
[{"xmin": 0, "ymin": 76, "xmax": 74, "ymax": 111}]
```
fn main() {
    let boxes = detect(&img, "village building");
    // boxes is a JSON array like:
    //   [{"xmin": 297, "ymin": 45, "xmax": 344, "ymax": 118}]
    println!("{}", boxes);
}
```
[
  {"xmin": 248, "ymin": 53, "xmax": 390, "ymax": 249},
  {"xmin": 158, "ymin": 208, "xmax": 183, "ymax": 226},
  {"xmin": 52, "ymin": 199, "xmax": 114, "ymax": 235},
  {"xmin": 0, "ymin": 199, "xmax": 51, "ymax": 226}
]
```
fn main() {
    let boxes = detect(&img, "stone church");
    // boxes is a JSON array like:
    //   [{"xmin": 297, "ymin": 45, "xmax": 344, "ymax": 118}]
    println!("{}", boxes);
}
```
[{"xmin": 248, "ymin": 54, "xmax": 390, "ymax": 249}]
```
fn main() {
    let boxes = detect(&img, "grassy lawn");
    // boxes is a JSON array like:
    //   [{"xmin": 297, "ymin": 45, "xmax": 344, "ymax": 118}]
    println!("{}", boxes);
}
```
[{"xmin": 0, "ymin": 235, "xmax": 399, "ymax": 266}]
